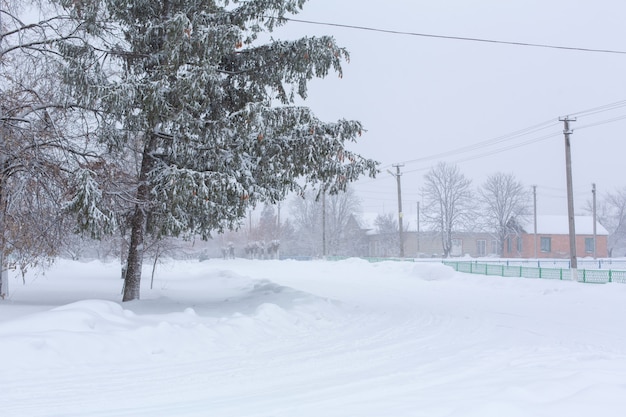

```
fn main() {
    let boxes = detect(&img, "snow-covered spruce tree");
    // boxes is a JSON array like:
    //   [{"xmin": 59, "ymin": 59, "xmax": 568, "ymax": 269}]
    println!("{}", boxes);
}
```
[{"xmin": 55, "ymin": 0, "xmax": 378, "ymax": 301}]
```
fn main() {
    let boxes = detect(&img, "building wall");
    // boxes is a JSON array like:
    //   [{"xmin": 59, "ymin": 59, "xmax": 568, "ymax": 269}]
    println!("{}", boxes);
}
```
[
  {"xmin": 516, "ymin": 234, "xmax": 608, "ymax": 258},
  {"xmin": 369, "ymin": 231, "xmax": 501, "ymax": 258},
  {"xmin": 368, "ymin": 230, "xmax": 609, "ymax": 259}
]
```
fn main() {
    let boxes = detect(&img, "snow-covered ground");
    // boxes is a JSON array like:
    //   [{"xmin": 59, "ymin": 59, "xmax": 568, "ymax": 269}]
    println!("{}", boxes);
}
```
[{"xmin": 2, "ymin": 258, "xmax": 626, "ymax": 416}]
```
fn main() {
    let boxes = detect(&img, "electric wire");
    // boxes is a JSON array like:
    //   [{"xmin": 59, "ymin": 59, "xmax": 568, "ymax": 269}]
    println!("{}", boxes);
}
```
[
  {"xmin": 277, "ymin": 18, "xmax": 626, "ymax": 209},
  {"xmin": 576, "ymin": 114, "xmax": 626, "ymax": 131},
  {"xmin": 282, "ymin": 18, "xmax": 626, "ymax": 55},
  {"xmin": 569, "ymin": 99, "xmax": 626, "ymax": 118},
  {"xmin": 386, "ymin": 99, "xmax": 626, "ymax": 175},
  {"xmin": 399, "ymin": 119, "xmax": 559, "ymax": 166}
]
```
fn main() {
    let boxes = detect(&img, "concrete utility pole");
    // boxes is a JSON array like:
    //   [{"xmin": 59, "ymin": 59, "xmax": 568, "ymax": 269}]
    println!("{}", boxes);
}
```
[
  {"xmin": 388, "ymin": 165, "xmax": 405, "ymax": 258},
  {"xmin": 560, "ymin": 116, "xmax": 578, "ymax": 280},
  {"xmin": 592, "ymin": 183, "xmax": 597, "ymax": 259},
  {"xmin": 416, "ymin": 201, "xmax": 420, "ymax": 256},
  {"xmin": 533, "ymin": 185, "xmax": 538, "ymax": 259}
]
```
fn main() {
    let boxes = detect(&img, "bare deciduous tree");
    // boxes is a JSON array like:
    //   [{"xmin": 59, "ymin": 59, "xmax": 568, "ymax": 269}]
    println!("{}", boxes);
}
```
[
  {"xmin": 373, "ymin": 212, "xmax": 399, "ymax": 257},
  {"xmin": 289, "ymin": 187, "xmax": 362, "ymax": 257},
  {"xmin": 0, "ymin": 1, "xmax": 103, "ymax": 297},
  {"xmin": 421, "ymin": 162, "xmax": 473, "ymax": 258},
  {"xmin": 479, "ymin": 172, "xmax": 530, "ymax": 256},
  {"xmin": 585, "ymin": 187, "xmax": 626, "ymax": 257}
]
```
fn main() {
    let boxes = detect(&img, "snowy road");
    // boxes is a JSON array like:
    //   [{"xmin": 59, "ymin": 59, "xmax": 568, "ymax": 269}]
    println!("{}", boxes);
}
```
[{"xmin": 2, "ymin": 258, "xmax": 626, "ymax": 416}]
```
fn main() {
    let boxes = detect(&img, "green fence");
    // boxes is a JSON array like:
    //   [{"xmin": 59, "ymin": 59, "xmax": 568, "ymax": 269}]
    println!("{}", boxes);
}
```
[{"xmin": 443, "ymin": 261, "xmax": 626, "ymax": 284}]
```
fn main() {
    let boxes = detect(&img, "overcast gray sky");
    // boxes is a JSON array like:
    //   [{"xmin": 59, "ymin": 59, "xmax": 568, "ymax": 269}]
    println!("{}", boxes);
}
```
[{"xmin": 271, "ymin": 0, "xmax": 626, "ymax": 223}]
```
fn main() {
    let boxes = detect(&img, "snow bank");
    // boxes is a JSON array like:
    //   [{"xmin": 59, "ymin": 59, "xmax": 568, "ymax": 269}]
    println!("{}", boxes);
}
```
[
  {"xmin": 2, "ymin": 258, "xmax": 626, "ymax": 416},
  {"xmin": 411, "ymin": 261, "xmax": 457, "ymax": 281}
]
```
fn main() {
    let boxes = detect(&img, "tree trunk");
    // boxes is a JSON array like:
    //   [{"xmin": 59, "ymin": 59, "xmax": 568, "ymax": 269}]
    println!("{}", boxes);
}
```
[
  {"xmin": 122, "ymin": 134, "xmax": 156, "ymax": 302},
  {"xmin": 0, "ymin": 109, "xmax": 7, "ymax": 299},
  {"xmin": 0, "ymin": 170, "xmax": 8, "ymax": 299},
  {"xmin": 0, "ymin": 222, "xmax": 6, "ymax": 300},
  {"xmin": 122, "ymin": 205, "xmax": 146, "ymax": 301}
]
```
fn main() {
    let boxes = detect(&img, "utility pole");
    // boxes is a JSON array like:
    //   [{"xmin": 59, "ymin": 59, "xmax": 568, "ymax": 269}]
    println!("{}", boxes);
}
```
[
  {"xmin": 592, "ymin": 183, "xmax": 597, "ymax": 259},
  {"xmin": 388, "ymin": 165, "xmax": 405, "ymax": 258},
  {"xmin": 416, "ymin": 201, "xmax": 420, "ymax": 256},
  {"xmin": 560, "ymin": 116, "xmax": 578, "ymax": 280},
  {"xmin": 533, "ymin": 185, "xmax": 537, "ymax": 259}
]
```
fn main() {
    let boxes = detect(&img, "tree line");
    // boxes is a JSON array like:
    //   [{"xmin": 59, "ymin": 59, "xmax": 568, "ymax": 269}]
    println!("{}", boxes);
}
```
[
  {"xmin": 377, "ymin": 162, "xmax": 626, "ymax": 258},
  {"xmin": 286, "ymin": 162, "xmax": 626, "ymax": 260}
]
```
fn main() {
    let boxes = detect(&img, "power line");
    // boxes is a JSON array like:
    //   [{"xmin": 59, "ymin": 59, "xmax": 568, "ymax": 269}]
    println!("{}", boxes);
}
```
[
  {"xmin": 569, "ymin": 99, "xmax": 626, "ymax": 118},
  {"xmin": 282, "ymin": 18, "xmax": 626, "ymax": 55},
  {"xmin": 393, "ymin": 99, "xmax": 626, "ymax": 172},
  {"xmin": 355, "ymin": 98, "xmax": 626, "ymax": 185},
  {"xmin": 576, "ymin": 114, "xmax": 626, "ymax": 130},
  {"xmin": 399, "ymin": 119, "xmax": 559, "ymax": 166},
  {"xmin": 402, "ymin": 131, "xmax": 561, "ymax": 175}
]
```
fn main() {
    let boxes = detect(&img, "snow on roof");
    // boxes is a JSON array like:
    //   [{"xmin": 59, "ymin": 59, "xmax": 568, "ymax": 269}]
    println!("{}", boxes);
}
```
[
  {"xmin": 359, "ymin": 213, "xmax": 608, "ymax": 236},
  {"xmin": 522, "ymin": 215, "xmax": 608, "ymax": 235}
]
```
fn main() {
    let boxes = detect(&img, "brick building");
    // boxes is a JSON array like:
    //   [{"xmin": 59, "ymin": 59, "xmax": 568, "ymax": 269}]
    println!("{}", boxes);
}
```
[
  {"xmin": 364, "ymin": 214, "xmax": 609, "ymax": 259},
  {"xmin": 503, "ymin": 215, "xmax": 608, "ymax": 259}
]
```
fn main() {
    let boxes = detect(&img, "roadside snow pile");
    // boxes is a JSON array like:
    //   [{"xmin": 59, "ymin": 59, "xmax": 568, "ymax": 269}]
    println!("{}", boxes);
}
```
[
  {"xmin": 0, "ymin": 260, "xmax": 344, "ymax": 371},
  {"xmin": 411, "ymin": 261, "xmax": 457, "ymax": 281}
]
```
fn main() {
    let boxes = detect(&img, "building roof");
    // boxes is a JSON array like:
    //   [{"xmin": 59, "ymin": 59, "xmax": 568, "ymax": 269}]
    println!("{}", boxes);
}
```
[{"xmin": 521, "ymin": 215, "xmax": 608, "ymax": 236}]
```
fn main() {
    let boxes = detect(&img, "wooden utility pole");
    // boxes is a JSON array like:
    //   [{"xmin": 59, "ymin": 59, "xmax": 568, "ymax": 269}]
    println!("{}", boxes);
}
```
[
  {"xmin": 560, "ymin": 116, "xmax": 578, "ymax": 280},
  {"xmin": 592, "ymin": 183, "xmax": 597, "ymax": 259},
  {"xmin": 388, "ymin": 165, "xmax": 405, "ymax": 258},
  {"xmin": 533, "ymin": 185, "xmax": 537, "ymax": 258}
]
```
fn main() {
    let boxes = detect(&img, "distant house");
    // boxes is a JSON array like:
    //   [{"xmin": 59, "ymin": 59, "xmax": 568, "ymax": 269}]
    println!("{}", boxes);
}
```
[
  {"xmin": 363, "ymin": 214, "xmax": 609, "ymax": 259},
  {"xmin": 367, "ymin": 229, "xmax": 503, "ymax": 258},
  {"xmin": 503, "ymin": 215, "xmax": 609, "ymax": 259}
]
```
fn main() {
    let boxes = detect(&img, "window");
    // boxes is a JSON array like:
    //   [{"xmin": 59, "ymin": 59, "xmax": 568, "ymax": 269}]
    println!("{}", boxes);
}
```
[
  {"xmin": 506, "ymin": 237, "xmax": 512, "ymax": 253},
  {"xmin": 476, "ymin": 239, "xmax": 486, "ymax": 256},
  {"xmin": 517, "ymin": 237, "xmax": 523, "ymax": 253},
  {"xmin": 540, "ymin": 237, "xmax": 551, "ymax": 253},
  {"xmin": 585, "ymin": 238, "xmax": 595, "ymax": 254},
  {"xmin": 491, "ymin": 240, "xmax": 499, "ymax": 255}
]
